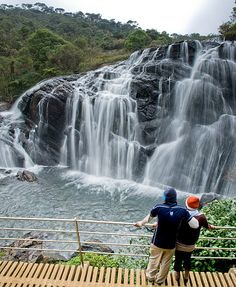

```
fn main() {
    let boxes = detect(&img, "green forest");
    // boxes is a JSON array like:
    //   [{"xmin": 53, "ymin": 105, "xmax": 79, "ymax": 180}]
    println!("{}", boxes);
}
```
[{"xmin": 0, "ymin": 2, "xmax": 235, "ymax": 102}]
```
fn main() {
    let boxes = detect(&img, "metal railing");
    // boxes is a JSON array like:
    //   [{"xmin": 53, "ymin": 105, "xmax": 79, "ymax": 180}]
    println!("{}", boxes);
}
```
[{"xmin": 0, "ymin": 216, "xmax": 235, "ymax": 263}]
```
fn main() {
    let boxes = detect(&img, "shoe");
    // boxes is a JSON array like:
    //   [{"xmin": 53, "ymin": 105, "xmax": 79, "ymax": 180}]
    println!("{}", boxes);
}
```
[
  {"xmin": 175, "ymin": 271, "xmax": 180, "ymax": 281},
  {"xmin": 184, "ymin": 278, "xmax": 188, "ymax": 285}
]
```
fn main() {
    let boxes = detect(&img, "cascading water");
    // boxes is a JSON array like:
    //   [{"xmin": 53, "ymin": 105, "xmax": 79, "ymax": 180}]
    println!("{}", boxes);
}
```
[
  {"xmin": 0, "ymin": 100, "xmax": 34, "ymax": 169},
  {"xmin": 144, "ymin": 42, "xmax": 236, "ymax": 195},
  {"xmin": 60, "ymin": 57, "xmax": 143, "ymax": 180},
  {"xmin": 0, "ymin": 41, "xmax": 236, "ymax": 197}
]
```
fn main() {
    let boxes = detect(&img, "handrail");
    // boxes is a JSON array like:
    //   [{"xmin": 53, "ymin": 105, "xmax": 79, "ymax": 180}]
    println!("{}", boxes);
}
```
[
  {"xmin": 1, "ymin": 227, "xmax": 236, "ymax": 240},
  {"xmin": 0, "ymin": 216, "xmax": 235, "ymax": 262},
  {"xmin": 0, "ymin": 216, "xmax": 235, "ymax": 229},
  {"xmin": 1, "ymin": 237, "xmax": 236, "ymax": 251}
]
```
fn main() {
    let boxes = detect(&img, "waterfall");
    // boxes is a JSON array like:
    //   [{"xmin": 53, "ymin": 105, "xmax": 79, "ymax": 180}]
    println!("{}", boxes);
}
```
[
  {"xmin": 60, "ymin": 59, "xmax": 141, "ymax": 180},
  {"xmin": 0, "ymin": 102, "xmax": 34, "ymax": 169},
  {"xmin": 143, "ymin": 42, "xmax": 236, "ymax": 195},
  {"xmin": 1, "ymin": 41, "xmax": 236, "ymax": 196}
]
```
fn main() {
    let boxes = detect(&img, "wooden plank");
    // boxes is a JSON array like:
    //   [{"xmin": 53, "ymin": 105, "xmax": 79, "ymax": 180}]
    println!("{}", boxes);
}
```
[
  {"xmin": 85, "ymin": 265, "xmax": 93, "ymax": 283},
  {"xmin": 79, "ymin": 263, "xmax": 89, "ymax": 283},
  {"xmin": 49, "ymin": 264, "xmax": 60, "ymax": 280},
  {"xmin": 124, "ymin": 268, "xmax": 129, "ymax": 285},
  {"xmin": 32, "ymin": 263, "xmax": 45, "ymax": 279},
  {"xmin": 130, "ymin": 269, "xmax": 134, "ymax": 286},
  {"xmin": 53, "ymin": 264, "xmax": 65, "ymax": 283},
  {"xmin": 166, "ymin": 272, "xmax": 172, "ymax": 286},
  {"xmin": 189, "ymin": 270, "xmax": 197, "ymax": 287},
  {"xmin": 140, "ymin": 269, "xmax": 146, "ymax": 286},
  {"xmin": 206, "ymin": 272, "xmax": 216, "ymax": 287},
  {"xmin": 98, "ymin": 266, "xmax": 105, "ymax": 283},
  {"xmin": 34, "ymin": 263, "xmax": 50, "ymax": 287},
  {"xmin": 25, "ymin": 263, "xmax": 43, "ymax": 287},
  {"xmin": 117, "ymin": 268, "xmax": 122, "ymax": 285},
  {"xmin": 170, "ymin": 272, "xmax": 177, "ymax": 286},
  {"xmin": 20, "ymin": 262, "xmax": 36, "ymax": 281},
  {"xmin": 194, "ymin": 272, "xmax": 203, "ymax": 287},
  {"xmin": 91, "ymin": 266, "xmax": 98, "ymax": 283},
  {"xmin": 229, "ymin": 272, "xmax": 236, "ymax": 287},
  {"xmin": 4, "ymin": 261, "xmax": 19, "ymax": 277},
  {"xmin": 224, "ymin": 273, "xmax": 236, "ymax": 287},
  {"xmin": 218, "ymin": 272, "xmax": 229, "ymax": 287},
  {"xmin": 211, "ymin": 272, "xmax": 222, "ymax": 287},
  {"xmin": 9, "ymin": 262, "xmax": 26, "ymax": 278},
  {"xmin": 136, "ymin": 269, "xmax": 141, "ymax": 286},
  {"xmin": 3, "ymin": 261, "xmax": 236, "ymax": 287},
  {"xmin": 200, "ymin": 272, "xmax": 210, "ymax": 287},
  {"xmin": 34, "ymin": 263, "xmax": 54, "ymax": 287},
  {"xmin": 110, "ymin": 267, "xmax": 116, "ymax": 285},
  {"xmin": 16, "ymin": 263, "xmax": 36, "ymax": 287},
  {"xmin": 105, "ymin": 267, "xmax": 111, "ymax": 284},
  {"xmin": 69, "ymin": 265, "xmax": 82, "ymax": 287},
  {"xmin": 0, "ymin": 261, "xmax": 14, "ymax": 276},
  {"xmin": 0, "ymin": 261, "xmax": 11, "ymax": 274},
  {"xmin": 59, "ymin": 264, "xmax": 71, "ymax": 286},
  {"xmin": 66, "ymin": 264, "xmax": 76, "ymax": 283}
]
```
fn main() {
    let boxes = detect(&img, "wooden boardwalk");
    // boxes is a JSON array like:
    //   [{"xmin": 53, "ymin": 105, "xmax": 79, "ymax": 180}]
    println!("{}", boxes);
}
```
[{"xmin": 0, "ymin": 261, "xmax": 235, "ymax": 287}]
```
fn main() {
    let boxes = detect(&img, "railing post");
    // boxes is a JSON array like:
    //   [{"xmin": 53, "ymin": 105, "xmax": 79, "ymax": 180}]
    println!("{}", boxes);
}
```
[{"xmin": 74, "ymin": 217, "xmax": 84, "ymax": 267}]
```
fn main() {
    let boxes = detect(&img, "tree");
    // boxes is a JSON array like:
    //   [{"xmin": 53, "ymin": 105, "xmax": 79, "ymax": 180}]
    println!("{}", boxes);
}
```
[
  {"xmin": 55, "ymin": 8, "xmax": 65, "ymax": 14},
  {"xmin": 48, "ymin": 43, "xmax": 82, "ymax": 73},
  {"xmin": 27, "ymin": 28, "xmax": 66, "ymax": 70},
  {"xmin": 124, "ymin": 29, "xmax": 151, "ymax": 51},
  {"xmin": 146, "ymin": 29, "xmax": 160, "ymax": 40},
  {"xmin": 21, "ymin": 4, "xmax": 33, "ymax": 10},
  {"xmin": 218, "ymin": 6, "xmax": 236, "ymax": 40}
]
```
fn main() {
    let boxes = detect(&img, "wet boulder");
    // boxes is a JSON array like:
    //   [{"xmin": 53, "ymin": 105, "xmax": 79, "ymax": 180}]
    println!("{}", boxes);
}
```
[
  {"xmin": 18, "ymin": 77, "xmax": 76, "ymax": 165},
  {"xmin": 16, "ymin": 170, "xmax": 37, "ymax": 182}
]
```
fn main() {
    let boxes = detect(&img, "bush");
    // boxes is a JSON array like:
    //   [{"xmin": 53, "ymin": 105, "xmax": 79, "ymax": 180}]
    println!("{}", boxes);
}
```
[{"xmin": 191, "ymin": 198, "xmax": 236, "ymax": 272}]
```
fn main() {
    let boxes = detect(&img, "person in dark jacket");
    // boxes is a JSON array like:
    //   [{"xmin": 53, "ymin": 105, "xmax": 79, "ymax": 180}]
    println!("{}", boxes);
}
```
[
  {"xmin": 174, "ymin": 195, "xmax": 215, "ymax": 285},
  {"xmin": 134, "ymin": 188, "xmax": 199, "ymax": 285}
]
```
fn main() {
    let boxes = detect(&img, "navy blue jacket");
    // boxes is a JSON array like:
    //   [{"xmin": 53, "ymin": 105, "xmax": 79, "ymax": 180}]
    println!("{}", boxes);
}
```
[{"xmin": 150, "ymin": 203, "xmax": 192, "ymax": 249}]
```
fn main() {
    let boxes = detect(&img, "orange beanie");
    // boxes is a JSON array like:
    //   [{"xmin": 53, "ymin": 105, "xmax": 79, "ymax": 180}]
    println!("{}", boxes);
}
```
[{"xmin": 185, "ymin": 196, "xmax": 200, "ymax": 210}]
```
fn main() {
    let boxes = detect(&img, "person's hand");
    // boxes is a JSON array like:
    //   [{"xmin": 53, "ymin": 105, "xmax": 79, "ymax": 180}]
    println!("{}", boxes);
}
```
[
  {"xmin": 134, "ymin": 221, "xmax": 143, "ymax": 228},
  {"xmin": 208, "ymin": 224, "xmax": 215, "ymax": 230},
  {"xmin": 151, "ymin": 222, "xmax": 158, "ymax": 229}
]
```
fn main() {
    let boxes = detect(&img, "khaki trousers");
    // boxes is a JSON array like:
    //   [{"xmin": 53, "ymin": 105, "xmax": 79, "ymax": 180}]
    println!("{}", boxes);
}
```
[{"xmin": 146, "ymin": 244, "xmax": 175, "ymax": 284}]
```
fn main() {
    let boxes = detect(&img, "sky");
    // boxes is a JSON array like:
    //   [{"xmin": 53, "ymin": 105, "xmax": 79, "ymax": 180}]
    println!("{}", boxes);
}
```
[{"xmin": 4, "ymin": 0, "xmax": 235, "ymax": 35}]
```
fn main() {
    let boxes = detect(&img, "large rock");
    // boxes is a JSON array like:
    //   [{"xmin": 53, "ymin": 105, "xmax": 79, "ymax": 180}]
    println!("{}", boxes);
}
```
[
  {"xmin": 1, "ymin": 232, "xmax": 67, "ymax": 263},
  {"xmin": 16, "ymin": 170, "xmax": 37, "ymax": 182},
  {"xmin": 18, "ymin": 77, "xmax": 76, "ymax": 165}
]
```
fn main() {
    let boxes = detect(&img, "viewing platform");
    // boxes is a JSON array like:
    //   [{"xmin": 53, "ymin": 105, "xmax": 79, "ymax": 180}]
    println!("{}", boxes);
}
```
[
  {"xmin": 0, "ymin": 260, "xmax": 235, "ymax": 286},
  {"xmin": 0, "ymin": 216, "xmax": 235, "ymax": 286}
]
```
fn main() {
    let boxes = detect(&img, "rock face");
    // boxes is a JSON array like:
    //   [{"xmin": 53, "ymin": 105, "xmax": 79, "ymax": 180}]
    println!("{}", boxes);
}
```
[
  {"xmin": 18, "ymin": 77, "xmax": 75, "ymax": 165},
  {"xmin": 5, "ymin": 41, "xmax": 236, "ymax": 194},
  {"xmin": 16, "ymin": 42, "xmax": 205, "ymax": 168}
]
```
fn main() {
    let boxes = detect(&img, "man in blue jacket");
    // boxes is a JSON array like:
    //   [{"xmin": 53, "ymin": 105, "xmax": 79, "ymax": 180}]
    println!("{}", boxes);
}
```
[{"xmin": 134, "ymin": 188, "xmax": 199, "ymax": 285}]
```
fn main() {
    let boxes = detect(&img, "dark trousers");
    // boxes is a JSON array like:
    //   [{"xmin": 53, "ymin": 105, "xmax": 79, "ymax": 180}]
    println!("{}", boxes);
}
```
[{"xmin": 174, "ymin": 250, "xmax": 192, "ymax": 271}]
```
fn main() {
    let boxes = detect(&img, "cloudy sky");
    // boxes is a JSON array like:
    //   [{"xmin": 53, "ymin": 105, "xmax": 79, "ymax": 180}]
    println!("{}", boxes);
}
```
[{"xmin": 4, "ymin": 0, "xmax": 235, "ymax": 35}]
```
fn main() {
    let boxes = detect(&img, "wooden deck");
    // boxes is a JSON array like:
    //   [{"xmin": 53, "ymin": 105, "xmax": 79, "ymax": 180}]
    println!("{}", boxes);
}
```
[{"xmin": 0, "ymin": 261, "xmax": 235, "ymax": 287}]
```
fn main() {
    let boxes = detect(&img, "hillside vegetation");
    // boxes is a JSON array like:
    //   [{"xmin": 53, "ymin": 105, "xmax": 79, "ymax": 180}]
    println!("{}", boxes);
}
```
[{"xmin": 0, "ymin": 3, "xmax": 227, "ymax": 102}]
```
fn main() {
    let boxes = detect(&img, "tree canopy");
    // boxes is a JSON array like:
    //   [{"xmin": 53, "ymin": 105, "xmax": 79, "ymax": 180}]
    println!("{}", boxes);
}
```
[
  {"xmin": 0, "ymin": 3, "xmax": 218, "ymax": 102},
  {"xmin": 219, "ymin": 6, "xmax": 236, "ymax": 40}
]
